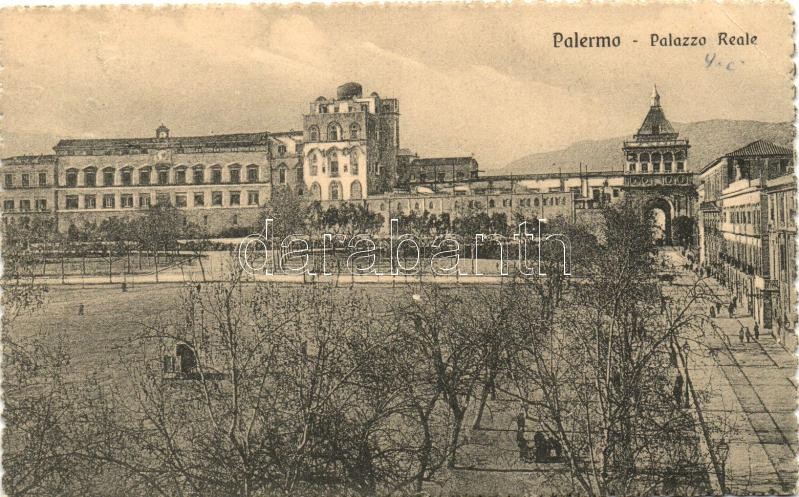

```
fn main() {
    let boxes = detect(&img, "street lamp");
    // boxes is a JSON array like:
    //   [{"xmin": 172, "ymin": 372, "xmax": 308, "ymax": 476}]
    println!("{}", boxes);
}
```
[{"xmin": 717, "ymin": 439, "xmax": 730, "ymax": 495}]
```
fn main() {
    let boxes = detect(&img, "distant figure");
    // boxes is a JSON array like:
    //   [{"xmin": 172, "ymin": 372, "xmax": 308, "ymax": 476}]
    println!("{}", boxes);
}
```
[
  {"xmin": 754, "ymin": 322, "xmax": 760, "ymax": 340},
  {"xmin": 673, "ymin": 374, "xmax": 684, "ymax": 406},
  {"xmin": 728, "ymin": 303, "xmax": 735, "ymax": 318},
  {"xmin": 745, "ymin": 326, "xmax": 752, "ymax": 343},
  {"xmin": 715, "ymin": 302, "xmax": 722, "ymax": 316},
  {"xmin": 533, "ymin": 431, "xmax": 548, "ymax": 463},
  {"xmin": 516, "ymin": 409, "xmax": 526, "ymax": 432},
  {"xmin": 547, "ymin": 436, "xmax": 562, "ymax": 462},
  {"xmin": 121, "ymin": 282, "xmax": 127, "ymax": 292},
  {"xmin": 516, "ymin": 429, "xmax": 528, "ymax": 462},
  {"xmin": 738, "ymin": 325, "xmax": 745, "ymax": 344},
  {"xmin": 709, "ymin": 305, "xmax": 716, "ymax": 318},
  {"xmin": 78, "ymin": 303, "xmax": 84, "ymax": 316}
]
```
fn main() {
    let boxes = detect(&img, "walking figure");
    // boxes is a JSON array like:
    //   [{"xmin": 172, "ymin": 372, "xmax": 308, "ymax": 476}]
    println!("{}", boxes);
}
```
[
  {"xmin": 738, "ymin": 325, "xmax": 745, "ymax": 344},
  {"xmin": 715, "ymin": 302, "xmax": 722, "ymax": 315},
  {"xmin": 754, "ymin": 322, "xmax": 760, "ymax": 340},
  {"xmin": 728, "ymin": 303, "xmax": 735, "ymax": 318},
  {"xmin": 78, "ymin": 303, "xmax": 84, "ymax": 316},
  {"xmin": 709, "ymin": 305, "xmax": 716, "ymax": 318},
  {"xmin": 745, "ymin": 326, "xmax": 751, "ymax": 343},
  {"xmin": 673, "ymin": 374, "xmax": 684, "ymax": 406}
]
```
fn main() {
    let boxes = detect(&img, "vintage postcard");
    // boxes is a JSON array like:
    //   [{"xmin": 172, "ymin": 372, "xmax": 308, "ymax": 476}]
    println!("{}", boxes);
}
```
[{"xmin": 0, "ymin": 3, "xmax": 796, "ymax": 497}]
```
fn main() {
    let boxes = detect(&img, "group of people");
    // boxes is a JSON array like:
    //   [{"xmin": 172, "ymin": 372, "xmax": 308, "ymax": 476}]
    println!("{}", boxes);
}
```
[{"xmin": 515, "ymin": 409, "xmax": 562, "ymax": 464}]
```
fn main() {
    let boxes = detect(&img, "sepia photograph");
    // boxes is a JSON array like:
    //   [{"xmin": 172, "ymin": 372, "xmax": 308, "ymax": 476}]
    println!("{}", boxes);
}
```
[{"xmin": 0, "ymin": 3, "xmax": 796, "ymax": 496}]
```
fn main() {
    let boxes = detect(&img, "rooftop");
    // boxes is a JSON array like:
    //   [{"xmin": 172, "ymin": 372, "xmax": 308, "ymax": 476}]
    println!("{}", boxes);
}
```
[
  {"xmin": 725, "ymin": 139, "xmax": 793, "ymax": 158},
  {"xmin": 54, "ymin": 131, "xmax": 270, "ymax": 154}
]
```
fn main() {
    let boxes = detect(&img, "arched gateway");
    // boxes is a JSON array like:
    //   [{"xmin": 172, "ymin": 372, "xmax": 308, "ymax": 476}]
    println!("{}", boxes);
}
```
[{"xmin": 622, "ymin": 87, "xmax": 696, "ymax": 244}]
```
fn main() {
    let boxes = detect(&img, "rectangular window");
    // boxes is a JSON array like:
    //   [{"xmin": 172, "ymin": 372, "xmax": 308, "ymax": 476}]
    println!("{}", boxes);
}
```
[
  {"xmin": 175, "ymin": 194, "xmax": 187, "ymax": 208},
  {"xmin": 212, "ymin": 191, "xmax": 223, "ymax": 206},
  {"xmin": 65, "ymin": 196, "xmax": 78, "ymax": 209},
  {"xmin": 156, "ymin": 193, "xmax": 170, "ymax": 206},
  {"xmin": 158, "ymin": 170, "xmax": 169, "ymax": 185},
  {"xmin": 21, "ymin": 174, "xmax": 30, "ymax": 187},
  {"xmin": 103, "ymin": 170, "xmax": 114, "ymax": 186},
  {"xmin": 211, "ymin": 169, "xmax": 222, "ymax": 184},
  {"xmin": 3, "ymin": 200, "xmax": 14, "ymax": 211},
  {"xmin": 175, "ymin": 169, "xmax": 186, "ymax": 184},
  {"xmin": 85, "ymin": 170, "xmax": 96, "ymax": 187},
  {"xmin": 247, "ymin": 167, "xmax": 258, "ymax": 182},
  {"xmin": 19, "ymin": 199, "xmax": 30, "ymax": 211},
  {"xmin": 121, "ymin": 170, "xmax": 132, "ymax": 186},
  {"xmin": 85, "ymin": 195, "xmax": 97, "ymax": 209},
  {"xmin": 4, "ymin": 174, "xmax": 12, "ymax": 188},
  {"xmin": 139, "ymin": 194, "xmax": 151, "ymax": 208},
  {"xmin": 613, "ymin": 188, "xmax": 620, "ymax": 198},
  {"xmin": 230, "ymin": 191, "xmax": 241, "ymax": 206},
  {"xmin": 140, "ymin": 170, "xmax": 151, "ymax": 185},
  {"xmin": 194, "ymin": 192, "xmax": 205, "ymax": 206},
  {"xmin": 230, "ymin": 169, "xmax": 240, "ymax": 183},
  {"xmin": 38, "ymin": 172, "xmax": 47, "ymax": 186},
  {"xmin": 103, "ymin": 194, "xmax": 115, "ymax": 209},
  {"xmin": 248, "ymin": 191, "xmax": 259, "ymax": 206},
  {"xmin": 121, "ymin": 194, "xmax": 134, "ymax": 208},
  {"xmin": 35, "ymin": 199, "xmax": 47, "ymax": 211},
  {"xmin": 193, "ymin": 169, "xmax": 204, "ymax": 184}
]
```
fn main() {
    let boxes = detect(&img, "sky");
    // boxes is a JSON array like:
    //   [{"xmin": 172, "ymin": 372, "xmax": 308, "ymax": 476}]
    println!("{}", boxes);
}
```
[{"xmin": 0, "ymin": 3, "xmax": 793, "ymax": 170}]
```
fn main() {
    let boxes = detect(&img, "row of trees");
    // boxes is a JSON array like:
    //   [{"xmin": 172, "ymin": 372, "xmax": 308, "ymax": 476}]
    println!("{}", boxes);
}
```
[{"xmin": 4, "ymin": 201, "xmax": 729, "ymax": 497}]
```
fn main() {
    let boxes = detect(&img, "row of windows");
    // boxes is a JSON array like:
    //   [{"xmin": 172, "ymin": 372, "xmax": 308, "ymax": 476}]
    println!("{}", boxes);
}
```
[
  {"xmin": 628, "ymin": 161, "xmax": 685, "ymax": 173},
  {"xmin": 307, "ymin": 122, "xmax": 361, "ymax": 142},
  {"xmin": 3, "ymin": 199, "xmax": 47, "ymax": 211},
  {"xmin": 725, "ymin": 205, "xmax": 761, "ymax": 231},
  {"xmin": 64, "ymin": 165, "xmax": 262, "ymax": 187},
  {"xmin": 769, "ymin": 191, "xmax": 796, "ymax": 227},
  {"xmin": 373, "ymin": 195, "xmax": 572, "ymax": 212},
  {"xmin": 307, "ymin": 181, "xmax": 362, "ymax": 201},
  {"xmin": 4, "ymin": 172, "xmax": 48, "ymax": 188},
  {"xmin": 308, "ymin": 152, "xmax": 359, "ymax": 177},
  {"xmin": 63, "ymin": 191, "xmax": 260, "ymax": 210}
]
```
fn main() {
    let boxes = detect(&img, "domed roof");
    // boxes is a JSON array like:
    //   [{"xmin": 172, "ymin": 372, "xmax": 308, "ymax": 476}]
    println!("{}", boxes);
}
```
[
  {"xmin": 337, "ymin": 82, "xmax": 363, "ymax": 100},
  {"xmin": 370, "ymin": 91, "xmax": 380, "ymax": 98},
  {"xmin": 315, "ymin": 96, "xmax": 328, "ymax": 102}
]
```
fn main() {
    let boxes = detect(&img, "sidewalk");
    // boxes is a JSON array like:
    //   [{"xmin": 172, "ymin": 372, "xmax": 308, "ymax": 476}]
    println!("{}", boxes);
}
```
[{"xmin": 664, "ymin": 249, "xmax": 797, "ymax": 494}]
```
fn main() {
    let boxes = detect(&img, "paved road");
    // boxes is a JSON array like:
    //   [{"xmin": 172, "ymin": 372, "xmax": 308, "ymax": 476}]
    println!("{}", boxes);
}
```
[{"xmin": 662, "ymin": 248, "xmax": 797, "ymax": 495}]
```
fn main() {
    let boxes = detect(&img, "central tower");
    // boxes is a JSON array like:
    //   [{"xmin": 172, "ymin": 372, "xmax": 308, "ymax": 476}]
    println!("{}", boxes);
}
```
[{"xmin": 622, "ymin": 87, "xmax": 695, "ymax": 244}]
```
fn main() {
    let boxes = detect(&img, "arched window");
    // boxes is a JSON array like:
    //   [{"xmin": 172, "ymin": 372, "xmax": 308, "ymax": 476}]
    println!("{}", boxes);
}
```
[
  {"xmin": 328, "ymin": 151, "xmax": 339, "ymax": 177},
  {"xmin": 489, "ymin": 199, "xmax": 495, "ymax": 208},
  {"xmin": 640, "ymin": 153, "xmax": 650, "ymax": 173},
  {"xmin": 66, "ymin": 168, "xmax": 78, "ymax": 187},
  {"xmin": 350, "ymin": 123, "xmax": 361, "ymax": 140},
  {"xmin": 663, "ymin": 152, "xmax": 673, "ymax": 172},
  {"xmin": 310, "ymin": 153, "xmax": 319, "ymax": 176},
  {"xmin": 350, "ymin": 149, "xmax": 360, "ymax": 175},
  {"xmin": 651, "ymin": 152, "xmax": 661, "ymax": 173},
  {"xmin": 278, "ymin": 163, "xmax": 287, "ymax": 184},
  {"xmin": 310, "ymin": 182, "xmax": 321, "ymax": 200},
  {"xmin": 429, "ymin": 201, "xmax": 434, "ymax": 210},
  {"xmin": 192, "ymin": 165, "xmax": 204, "ymax": 184},
  {"xmin": 329, "ymin": 181, "xmax": 341, "ymax": 200},
  {"xmin": 246, "ymin": 165, "xmax": 258, "ymax": 182},
  {"xmin": 83, "ymin": 167, "xmax": 97, "ymax": 187},
  {"xmin": 211, "ymin": 165, "xmax": 222, "ymax": 184},
  {"xmin": 327, "ymin": 122, "xmax": 342, "ymax": 141},
  {"xmin": 350, "ymin": 180, "xmax": 362, "ymax": 200},
  {"xmin": 139, "ymin": 167, "xmax": 151, "ymax": 186},
  {"xmin": 308, "ymin": 126, "xmax": 319, "ymax": 142},
  {"xmin": 121, "ymin": 167, "xmax": 133, "ymax": 186},
  {"xmin": 533, "ymin": 198, "xmax": 540, "ymax": 207},
  {"xmin": 102, "ymin": 167, "xmax": 115, "ymax": 186}
]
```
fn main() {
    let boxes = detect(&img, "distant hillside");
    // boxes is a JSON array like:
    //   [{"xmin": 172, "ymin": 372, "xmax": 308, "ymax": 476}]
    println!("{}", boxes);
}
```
[{"xmin": 498, "ymin": 120, "xmax": 794, "ymax": 175}]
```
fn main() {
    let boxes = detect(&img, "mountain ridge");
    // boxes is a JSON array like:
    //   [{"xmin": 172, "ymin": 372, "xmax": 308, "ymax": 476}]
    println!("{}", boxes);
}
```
[{"xmin": 496, "ymin": 120, "xmax": 794, "ymax": 176}]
